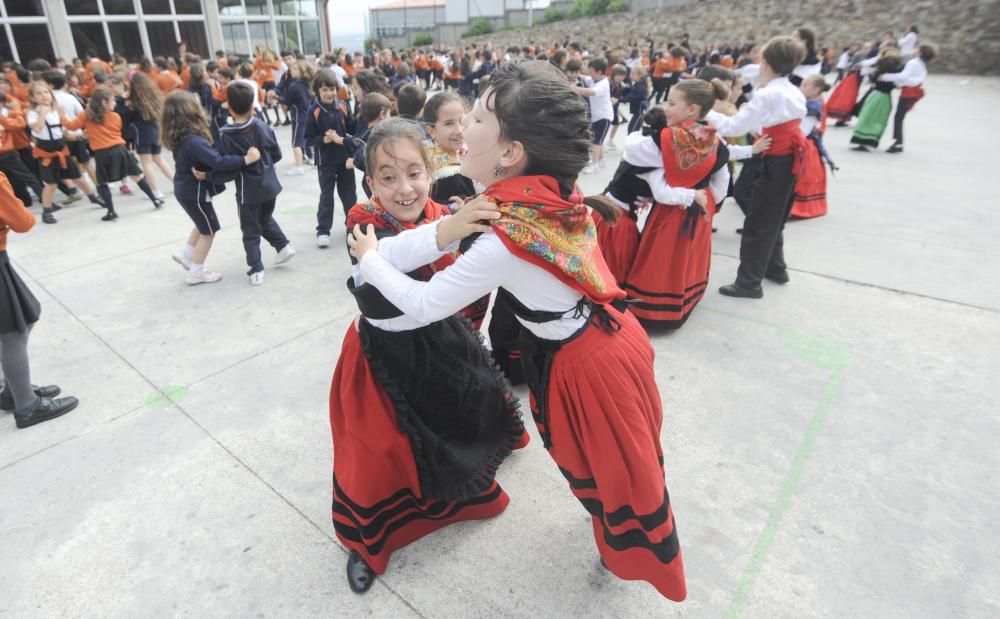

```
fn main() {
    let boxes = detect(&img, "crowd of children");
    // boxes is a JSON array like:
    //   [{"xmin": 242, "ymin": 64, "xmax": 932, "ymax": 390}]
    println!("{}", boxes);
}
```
[{"xmin": 1, "ymin": 24, "xmax": 938, "ymax": 605}]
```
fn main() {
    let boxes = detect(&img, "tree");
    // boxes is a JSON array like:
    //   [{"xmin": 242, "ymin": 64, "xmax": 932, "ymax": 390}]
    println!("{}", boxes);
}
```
[
  {"xmin": 462, "ymin": 18, "xmax": 494, "ymax": 38},
  {"xmin": 412, "ymin": 33, "xmax": 434, "ymax": 47}
]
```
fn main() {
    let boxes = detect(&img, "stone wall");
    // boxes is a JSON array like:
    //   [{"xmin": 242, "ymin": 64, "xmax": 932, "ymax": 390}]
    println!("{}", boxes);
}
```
[{"xmin": 459, "ymin": 0, "xmax": 1000, "ymax": 75}]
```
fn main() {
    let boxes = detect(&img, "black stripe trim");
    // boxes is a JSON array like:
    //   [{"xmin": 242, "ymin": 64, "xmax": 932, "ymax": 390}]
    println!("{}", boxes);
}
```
[
  {"xmin": 627, "ymin": 289, "xmax": 707, "ymax": 313},
  {"xmin": 578, "ymin": 495, "xmax": 680, "ymax": 564},
  {"xmin": 622, "ymin": 279, "xmax": 708, "ymax": 299},
  {"xmin": 559, "ymin": 466, "xmax": 597, "ymax": 490}
]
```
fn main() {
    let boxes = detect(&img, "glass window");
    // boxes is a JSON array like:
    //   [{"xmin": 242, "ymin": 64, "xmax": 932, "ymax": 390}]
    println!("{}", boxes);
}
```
[
  {"xmin": 297, "ymin": 1, "xmax": 317, "ymax": 17},
  {"xmin": 141, "ymin": 0, "xmax": 171, "ymax": 15},
  {"xmin": 71, "ymin": 23, "xmax": 109, "ymax": 59},
  {"xmin": 221, "ymin": 22, "xmax": 249, "ymax": 57},
  {"xmin": 248, "ymin": 21, "xmax": 274, "ymax": 52},
  {"xmin": 64, "ymin": 0, "xmax": 100, "ymax": 14},
  {"xmin": 275, "ymin": 1, "xmax": 296, "ymax": 16},
  {"xmin": 218, "ymin": 0, "xmax": 244, "ymax": 16},
  {"xmin": 107, "ymin": 22, "xmax": 143, "ymax": 62},
  {"xmin": 146, "ymin": 22, "xmax": 178, "ymax": 59},
  {"xmin": 1, "ymin": 30, "xmax": 14, "ymax": 63},
  {"xmin": 245, "ymin": 0, "xmax": 268, "ymax": 16},
  {"xmin": 11, "ymin": 24, "xmax": 55, "ymax": 62},
  {"xmin": 6, "ymin": 0, "xmax": 46, "ymax": 17},
  {"xmin": 277, "ymin": 22, "xmax": 299, "ymax": 53},
  {"xmin": 177, "ymin": 22, "xmax": 209, "ymax": 58},
  {"xmin": 102, "ymin": 0, "xmax": 134, "ymax": 14},
  {"xmin": 174, "ymin": 0, "xmax": 203, "ymax": 14},
  {"xmin": 300, "ymin": 20, "xmax": 320, "ymax": 56}
]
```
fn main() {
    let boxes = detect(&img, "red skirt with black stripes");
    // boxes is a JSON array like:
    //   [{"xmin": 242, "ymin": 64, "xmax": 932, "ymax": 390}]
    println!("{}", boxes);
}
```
[
  {"xmin": 790, "ymin": 137, "xmax": 828, "ymax": 219},
  {"xmin": 622, "ymin": 203, "xmax": 712, "ymax": 330},
  {"xmin": 594, "ymin": 211, "xmax": 640, "ymax": 286},
  {"xmin": 329, "ymin": 320, "xmax": 513, "ymax": 574},
  {"xmin": 528, "ymin": 306, "xmax": 686, "ymax": 601}
]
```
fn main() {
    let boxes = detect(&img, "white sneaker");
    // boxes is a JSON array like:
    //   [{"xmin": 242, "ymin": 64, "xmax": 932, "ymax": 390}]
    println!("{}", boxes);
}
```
[
  {"xmin": 171, "ymin": 250, "xmax": 192, "ymax": 270},
  {"xmin": 316, "ymin": 234, "xmax": 331, "ymax": 248},
  {"xmin": 581, "ymin": 162, "xmax": 597, "ymax": 174},
  {"xmin": 286, "ymin": 167, "xmax": 305, "ymax": 176},
  {"xmin": 185, "ymin": 270, "xmax": 223, "ymax": 285},
  {"xmin": 153, "ymin": 191, "xmax": 165, "ymax": 200},
  {"xmin": 249, "ymin": 271, "xmax": 265, "ymax": 286},
  {"xmin": 274, "ymin": 244, "xmax": 296, "ymax": 265},
  {"xmin": 304, "ymin": 156, "xmax": 315, "ymax": 166},
  {"xmin": 606, "ymin": 143, "xmax": 619, "ymax": 152}
]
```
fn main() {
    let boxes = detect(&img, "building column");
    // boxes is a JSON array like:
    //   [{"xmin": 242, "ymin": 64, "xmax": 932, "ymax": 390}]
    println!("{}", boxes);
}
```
[
  {"xmin": 203, "ymin": 0, "xmax": 225, "ymax": 56},
  {"xmin": 45, "ymin": 0, "xmax": 75, "ymax": 61}
]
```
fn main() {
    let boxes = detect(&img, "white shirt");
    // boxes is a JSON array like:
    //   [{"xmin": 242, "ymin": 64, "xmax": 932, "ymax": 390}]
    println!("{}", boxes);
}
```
[
  {"xmin": 836, "ymin": 52, "xmax": 851, "ymax": 70},
  {"xmin": 793, "ymin": 62, "xmax": 822, "ymax": 80},
  {"xmin": 26, "ymin": 109, "xmax": 64, "ymax": 141},
  {"xmin": 53, "ymin": 89, "xmax": 83, "ymax": 117},
  {"xmin": 704, "ymin": 110, "xmax": 757, "ymax": 160},
  {"xmin": 859, "ymin": 56, "xmax": 880, "ymax": 78},
  {"xmin": 712, "ymin": 77, "xmax": 806, "ymax": 137},
  {"xmin": 800, "ymin": 113, "xmax": 819, "ymax": 137},
  {"xmin": 330, "ymin": 64, "xmax": 347, "ymax": 87},
  {"xmin": 738, "ymin": 63, "xmax": 760, "ymax": 99},
  {"xmin": 882, "ymin": 57, "xmax": 927, "ymax": 87},
  {"xmin": 622, "ymin": 132, "xmax": 731, "ymax": 207},
  {"xmin": 361, "ymin": 221, "xmax": 590, "ymax": 341},
  {"xmin": 275, "ymin": 61, "xmax": 288, "ymax": 85},
  {"xmin": 589, "ymin": 77, "xmax": 614, "ymax": 122},
  {"xmin": 898, "ymin": 32, "xmax": 919, "ymax": 57},
  {"xmin": 236, "ymin": 78, "xmax": 263, "ymax": 111}
]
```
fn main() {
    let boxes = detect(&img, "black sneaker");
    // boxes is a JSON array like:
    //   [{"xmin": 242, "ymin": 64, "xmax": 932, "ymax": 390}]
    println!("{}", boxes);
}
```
[
  {"xmin": 0, "ymin": 384, "xmax": 62, "ymax": 411},
  {"xmin": 101, "ymin": 210, "xmax": 119, "ymax": 221},
  {"xmin": 887, "ymin": 143, "xmax": 904, "ymax": 154},
  {"xmin": 50, "ymin": 204, "xmax": 63, "ymax": 213},
  {"xmin": 14, "ymin": 396, "xmax": 79, "ymax": 429},
  {"xmin": 42, "ymin": 211, "xmax": 57, "ymax": 224}
]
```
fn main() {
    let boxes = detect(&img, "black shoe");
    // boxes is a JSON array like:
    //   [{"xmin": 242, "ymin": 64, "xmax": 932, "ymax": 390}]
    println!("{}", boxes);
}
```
[
  {"xmin": 50, "ymin": 204, "xmax": 63, "ymax": 213},
  {"xmin": 765, "ymin": 270, "xmax": 790, "ymax": 284},
  {"xmin": 834, "ymin": 120, "xmax": 848, "ymax": 127},
  {"xmin": 101, "ymin": 210, "xmax": 119, "ymax": 221},
  {"xmin": 42, "ymin": 211, "xmax": 57, "ymax": 224},
  {"xmin": 719, "ymin": 283, "xmax": 763, "ymax": 299},
  {"xmin": 735, "ymin": 227, "xmax": 743, "ymax": 234},
  {"xmin": 0, "ymin": 384, "xmax": 62, "ymax": 411},
  {"xmin": 14, "ymin": 396, "xmax": 79, "ymax": 429},
  {"xmin": 887, "ymin": 143, "xmax": 904, "ymax": 154},
  {"xmin": 346, "ymin": 551, "xmax": 376, "ymax": 594},
  {"xmin": 282, "ymin": 119, "xmax": 292, "ymax": 126},
  {"xmin": 711, "ymin": 226, "xmax": 718, "ymax": 233},
  {"xmin": 153, "ymin": 198, "xmax": 165, "ymax": 209},
  {"xmin": 851, "ymin": 144, "xmax": 870, "ymax": 152}
]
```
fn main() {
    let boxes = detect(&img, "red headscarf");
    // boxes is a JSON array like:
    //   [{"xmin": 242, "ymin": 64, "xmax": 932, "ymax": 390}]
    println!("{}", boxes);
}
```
[{"xmin": 485, "ymin": 175, "xmax": 624, "ymax": 304}]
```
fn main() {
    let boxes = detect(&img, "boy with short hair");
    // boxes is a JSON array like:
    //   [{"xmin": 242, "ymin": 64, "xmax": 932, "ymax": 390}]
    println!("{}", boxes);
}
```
[
  {"xmin": 574, "ymin": 57, "xmax": 613, "ymax": 173},
  {"xmin": 206, "ymin": 81, "xmax": 295, "ymax": 286}
]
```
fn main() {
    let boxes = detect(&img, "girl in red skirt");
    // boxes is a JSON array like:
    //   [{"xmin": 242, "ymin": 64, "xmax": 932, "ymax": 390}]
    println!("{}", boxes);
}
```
[
  {"xmin": 330, "ymin": 118, "xmax": 523, "ymax": 594},
  {"xmin": 615, "ymin": 79, "xmax": 732, "ymax": 330},
  {"xmin": 791, "ymin": 75, "xmax": 838, "ymax": 219},
  {"xmin": 348, "ymin": 62, "xmax": 687, "ymax": 602}
]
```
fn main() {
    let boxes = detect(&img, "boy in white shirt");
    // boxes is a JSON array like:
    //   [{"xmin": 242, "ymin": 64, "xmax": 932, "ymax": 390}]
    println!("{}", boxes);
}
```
[{"xmin": 574, "ymin": 57, "xmax": 613, "ymax": 173}]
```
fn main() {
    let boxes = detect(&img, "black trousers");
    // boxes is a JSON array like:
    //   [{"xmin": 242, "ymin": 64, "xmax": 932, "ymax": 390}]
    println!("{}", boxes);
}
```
[
  {"xmin": 652, "ymin": 76, "xmax": 668, "ymax": 103},
  {"xmin": 238, "ymin": 199, "xmax": 289, "ymax": 274},
  {"xmin": 736, "ymin": 154, "xmax": 797, "ymax": 288},
  {"xmin": 733, "ymin": 156, "xmax": 762, "ymax": 216},
  {"xmin": 317, "ymin": 164, "xmax": 358, "ymax": 235},
  {"xmin": 892, "ymin": 98, "xmax": 915, "ymax": 144},
  {"xmin": 0, "ymin": 152, "xmax": 41, "ymax": 206}
]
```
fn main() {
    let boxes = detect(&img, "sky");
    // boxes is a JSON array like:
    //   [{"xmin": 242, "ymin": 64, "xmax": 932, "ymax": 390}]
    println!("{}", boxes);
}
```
[{"xmin": 328, "ymin": 0, "xmax": 397, "ymax": 38}]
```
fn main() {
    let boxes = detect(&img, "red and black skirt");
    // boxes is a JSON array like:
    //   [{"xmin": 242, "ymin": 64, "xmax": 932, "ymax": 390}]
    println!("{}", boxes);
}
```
[
  {"xmin": 513, "ymin": 294, "xmax": 686, "ymax": 601},
  {"xmin": 622, "ymin": 204, "xmax": 712, "ymax": 330},
  {"xmin": 329, "ymin": 315, "xmax": 523, "ymax": 574},
  {"xmin": 790, "ymin": 137, "xmax": 828, "ymax": 219},
  {"xmin": 594, "ymin": 210, "xmax": 639, "ymax": 286},
  {"xmin": 827, "ymin": 72, "xmax": 860, "ymax": 120}
]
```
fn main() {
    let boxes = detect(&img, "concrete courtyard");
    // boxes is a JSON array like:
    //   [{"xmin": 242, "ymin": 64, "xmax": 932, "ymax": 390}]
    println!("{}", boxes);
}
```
[{"xmin": 1, "ymin": 74, "xmax": 998, "ymax": 618}]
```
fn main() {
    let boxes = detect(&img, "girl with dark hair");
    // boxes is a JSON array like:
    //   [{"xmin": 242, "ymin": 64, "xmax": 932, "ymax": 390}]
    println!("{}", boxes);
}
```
[
  {"xmin": 791, "ymin": 26, "xmax": 822, "ymax": 86},
  {"xmin": 347, "ymin": 62, "xmax": 687, "ymax": 602},
  {"xmin": 850, "ymin": 50, "xmax": 905, "ymax": 151},
  {"xmin": 330, "ymin": 118, "xmax": 523, "ymax": 594}
]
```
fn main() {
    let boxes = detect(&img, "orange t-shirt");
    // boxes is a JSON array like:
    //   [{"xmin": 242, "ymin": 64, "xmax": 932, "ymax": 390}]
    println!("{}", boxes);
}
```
[
  {"xmin": 11, "ymin": 84, "xmax": 29, "ymax": 105},
  {"xmin": 0, "ymin": 172, "xmax": 36, "ymax": 248},
  {"xmin": 720, "ymin": 56, "xmax": 735, "ymax": 68},
  {"xmin": 181, "ymin": 67, "xmax": 191, "ymax": 90},
  {"xmin": 253, "ymin": 58, "xmax": 281, "ymax": 84},
  {"xmin": 340, "ymin": 60, "xmax": 356, "ymax": 77},
  {"xmin": 414, "ymin": 55, "xmax": 429, "ymax": 71},
  {"xmin": 0, "ymin": 109, "xmax": 27, "ymax": 154},
  {"xmin": 63, "ymin": 110, "xmax": 125, "ymax": 151},
  {"xmin": 155, "ymin": 71, "xmax": 182, "ymax": 94}
]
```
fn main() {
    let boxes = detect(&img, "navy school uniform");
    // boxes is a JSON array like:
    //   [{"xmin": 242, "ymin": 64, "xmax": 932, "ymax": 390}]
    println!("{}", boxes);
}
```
[
  {"xmin": 171, "ymin": 133, "xmax": 246, "ymax": 235},
  {"xmin": 208, "ymin": 117, "xmax": 290, "ymax": 274},
  {"xmin": 620, "ymin": 79, "xmax": 650, "ymax": 134},
  {"xmin": 123, "ymin": 105, "xmax": 161, "ymax": 156},
  {"xmin": 304, "ymin": 99, "xmax": 357, "ymax": 233},
  {"xmin": 277, "ymin": 80, "xmax": 313, "ymax": 151}
]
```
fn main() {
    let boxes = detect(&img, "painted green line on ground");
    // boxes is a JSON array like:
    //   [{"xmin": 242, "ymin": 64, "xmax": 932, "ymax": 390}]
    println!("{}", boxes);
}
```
[{"xmin": 144, "ymin": 385, "xmax": 190, "ymax": 410}]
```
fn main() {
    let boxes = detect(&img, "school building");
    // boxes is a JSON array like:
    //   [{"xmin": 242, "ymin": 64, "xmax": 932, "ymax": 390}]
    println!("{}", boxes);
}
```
[{"xmin": 0, "ymin": 1, "xmax": 333, "ymax": 65}]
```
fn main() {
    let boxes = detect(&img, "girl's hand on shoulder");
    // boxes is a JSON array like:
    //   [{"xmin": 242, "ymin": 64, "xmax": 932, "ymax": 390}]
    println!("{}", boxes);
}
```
[
  {"xmin": 347, "ymin": 223, "xmax": 379, "ymax": 260},
  {"xmin": 245, "ymin": 146, "xmax": 261, "ymax": 164},
  {"xmin": 191, "ymin": 167, "xmax": 207, "ymax": 180},
  {"xmin": 437, "ymin": 195, "xmax": 500, "ymax": 249}
]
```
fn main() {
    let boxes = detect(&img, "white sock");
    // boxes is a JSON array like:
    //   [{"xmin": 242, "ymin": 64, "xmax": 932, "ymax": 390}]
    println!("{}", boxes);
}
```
[
  {"xmin": 180, "ymin": 245, "xmax": 194, "ymax": 258},
  {"xmin": 189, "ymin": 263, "xmax": 204, "ymax": 274}
]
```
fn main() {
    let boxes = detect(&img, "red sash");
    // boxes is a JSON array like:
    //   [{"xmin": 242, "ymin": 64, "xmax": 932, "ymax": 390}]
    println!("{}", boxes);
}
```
[
  {"xmin": 901, "ymin": 85, "xmax": 925, "ymax": 111},
  {"xmin": 762, "ymin": 119, "xmax": 807, "ymax": 175}
]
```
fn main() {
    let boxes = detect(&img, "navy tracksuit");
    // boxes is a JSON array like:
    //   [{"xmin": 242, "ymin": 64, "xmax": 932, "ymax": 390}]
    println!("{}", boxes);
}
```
[
  {"xmin": 304, "ymin": 99, "xmax": 357, "ymax": 233},
  {"xmin": 209, "ymin": 117, "xmax": 290, "ymax": 274}
]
